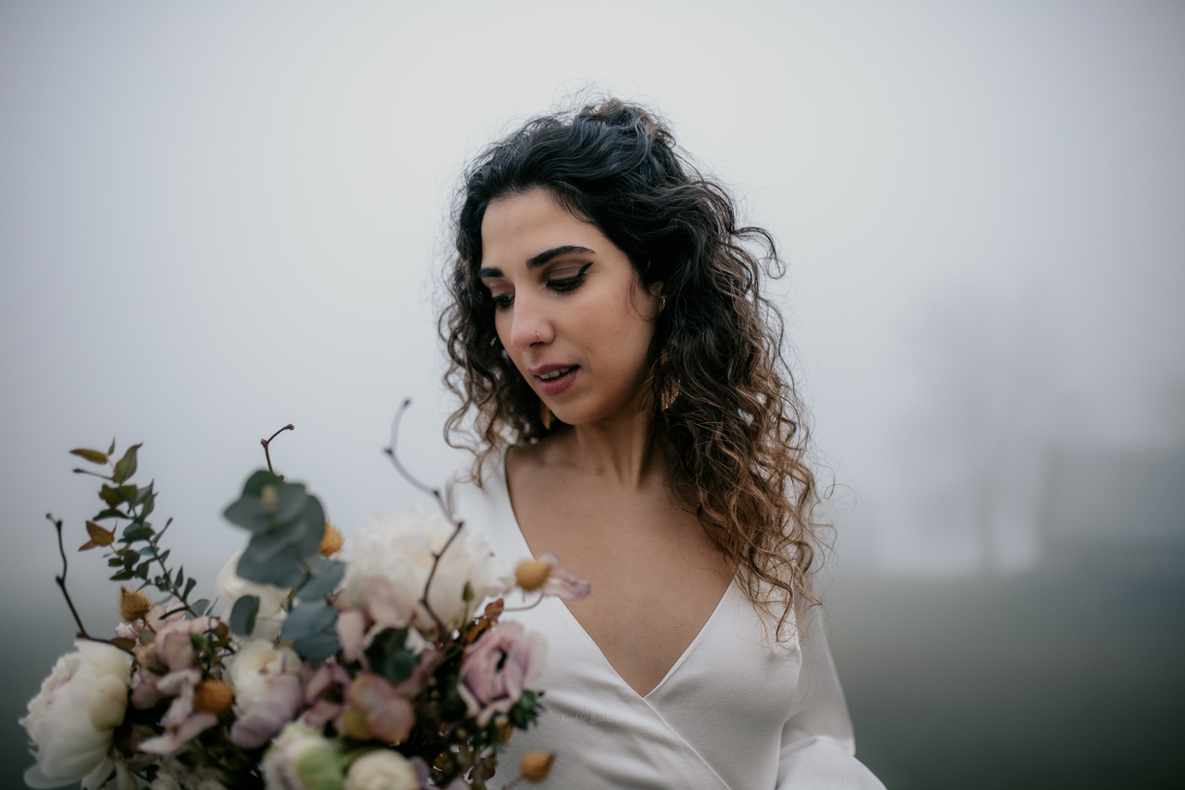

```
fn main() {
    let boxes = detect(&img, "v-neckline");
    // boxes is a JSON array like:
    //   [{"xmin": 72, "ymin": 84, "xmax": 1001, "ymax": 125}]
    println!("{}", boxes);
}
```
[{"xmin": 497, "ymin": 445, "xmax": 736, "ymax": 701}]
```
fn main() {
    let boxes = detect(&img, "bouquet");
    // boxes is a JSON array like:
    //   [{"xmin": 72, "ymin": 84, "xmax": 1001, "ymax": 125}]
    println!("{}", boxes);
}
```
[{"xmin": 20, "ymin": 411, "xmax": 589, "ymax": 790}]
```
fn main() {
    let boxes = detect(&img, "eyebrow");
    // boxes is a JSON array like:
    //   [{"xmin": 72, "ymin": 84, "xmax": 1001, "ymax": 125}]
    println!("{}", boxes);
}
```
[{"xmin": 478, "ymin": 245, "xmax": 596, "ymax": 279}]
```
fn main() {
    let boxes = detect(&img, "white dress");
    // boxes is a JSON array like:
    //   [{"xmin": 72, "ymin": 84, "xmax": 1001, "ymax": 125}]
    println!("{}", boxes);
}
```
[{"xmin": 446, "ymin": 448, "xmax": 885, "ymax": 790}]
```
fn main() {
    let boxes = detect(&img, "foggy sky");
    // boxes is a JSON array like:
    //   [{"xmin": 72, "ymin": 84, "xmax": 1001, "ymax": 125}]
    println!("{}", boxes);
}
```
[{"xmin": 2, "ymin": 0, "xmax": 1182, "ymax": 626}]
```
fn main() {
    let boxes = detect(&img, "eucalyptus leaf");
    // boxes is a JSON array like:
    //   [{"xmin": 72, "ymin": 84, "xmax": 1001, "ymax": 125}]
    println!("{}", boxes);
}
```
[
  {"xmin": 241, "ymin": 469, "xmax": 284, "ymax": 498},
  {"xmin": 236, "ymin": 543, "xmax": 307, "ymax": 588},
  {"xmin": 296, "ymin": 558, "xmax": 346, "ymax": 601},
  {"xmin": 292, "ymin": 631, "xmax": 340, "ymax": 661},
  {"xmin": 190, "ymin": 598, "xmax": 210, "ymax": 616},
  {"xmin": 229, "ymin": 595, "xmax": 260, "ymax": 636},
  {"xmin": 184, "ymin": 578, "xmax": 196, "ymax": 599},
  {"xmin": 281, "ymin": 600, "xmax": 337, "ymax": 643}
]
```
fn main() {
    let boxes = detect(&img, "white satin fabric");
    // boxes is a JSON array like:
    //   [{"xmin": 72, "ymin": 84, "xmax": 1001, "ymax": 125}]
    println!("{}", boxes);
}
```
[{"xmin": 446, "ymin": 449, "xmax": 885, "ymax": 789}]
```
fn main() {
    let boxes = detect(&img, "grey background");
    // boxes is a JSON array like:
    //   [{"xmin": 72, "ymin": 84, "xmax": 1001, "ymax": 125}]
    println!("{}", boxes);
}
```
[{"xmin": 2, "ymin": 2, "xmax": 1182, "ymax": 787}]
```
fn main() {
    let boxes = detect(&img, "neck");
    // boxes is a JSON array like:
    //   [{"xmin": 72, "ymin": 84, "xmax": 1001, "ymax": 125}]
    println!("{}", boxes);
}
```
[{"xmin": 560, "ymin": 403, "xmax": 660, "ymax": 489}]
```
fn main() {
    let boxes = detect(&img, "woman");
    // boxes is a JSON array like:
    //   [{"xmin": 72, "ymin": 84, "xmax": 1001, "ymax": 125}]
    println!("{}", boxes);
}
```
[{"xmin": 441, "ymin": 99, "xmax": 884, "ymax": 789}]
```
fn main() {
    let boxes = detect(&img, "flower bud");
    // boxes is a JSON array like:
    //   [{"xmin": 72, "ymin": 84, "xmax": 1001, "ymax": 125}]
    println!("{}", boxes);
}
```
[
  {"xmin": 495, "ymin": 719, "xmax": 515, "ymax": 742},
  {"xmin": 515, "ymin": 559, "xmax": 550, "ymax": 592},
  {"xmin": 193, "ymin": 679, "xmax": 233, "ymax": 716},
  {"xmin": 119, "ymin": 587, "xmax": 152, "ymax": 623},
  {"xmin": 520, "ymin": 752, "xmax": 554, "ymax": 782},
  {"xmin": 320, "ymin": 523, "xmax": 344, "ymax": 557}
]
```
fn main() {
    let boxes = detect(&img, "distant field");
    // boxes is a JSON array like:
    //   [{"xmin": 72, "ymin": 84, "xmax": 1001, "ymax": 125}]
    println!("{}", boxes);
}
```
[{"xmin": 826, "ymin": 561, "xmax": 1185, "ymax": 789}]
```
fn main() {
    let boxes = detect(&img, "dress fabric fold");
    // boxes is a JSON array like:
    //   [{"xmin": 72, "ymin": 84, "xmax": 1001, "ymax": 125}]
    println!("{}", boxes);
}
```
[{"xmin": 446, "ymin": 449, "xmax": 885, "ymax": 790}]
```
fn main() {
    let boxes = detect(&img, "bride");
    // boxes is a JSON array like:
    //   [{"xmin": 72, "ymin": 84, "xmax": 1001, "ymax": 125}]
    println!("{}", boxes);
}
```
[{"xmin": 440, "ymin": 98, "xmax": 884, "ymax": 789}]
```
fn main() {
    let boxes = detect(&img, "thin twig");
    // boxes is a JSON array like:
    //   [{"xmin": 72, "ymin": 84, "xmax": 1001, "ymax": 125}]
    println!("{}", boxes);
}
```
[
  {"xmin": 46, "ymin": 516, "xmax": 125, "ymax": 653},
  {"xmin": 383, "ymin": 400, "xmax": 463, "ymax": 636},
  {"xmin": 47, "ymin": 513, "xmax": 91, "ymax": 640},
  {"xmin": 261, "ymin": 423, "xmax": 295, "ymax": 478}
]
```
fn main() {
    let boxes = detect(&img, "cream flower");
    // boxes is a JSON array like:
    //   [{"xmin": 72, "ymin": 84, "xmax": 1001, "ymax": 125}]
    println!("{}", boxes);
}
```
[
  {"xmin": 261, "ymin": 723, "xmax": 344, "ymax": 790},
  {"xmin": 226, "ymin": 639, "xmax": 301, "ymax": 713},
  {"xmin": 344, "ymin": 749, "xmax": 418, "ymax": 790},
  {"xmin": 215, "ymin": 550, "xmax": 292, "ymax": 639},
  {"xmin": 21, "ymin": 640, "xmax": 132, "ymax": 789},
  {"xmin": 346, "ymin": 508, "xmax": 511, "ymax": 635}
]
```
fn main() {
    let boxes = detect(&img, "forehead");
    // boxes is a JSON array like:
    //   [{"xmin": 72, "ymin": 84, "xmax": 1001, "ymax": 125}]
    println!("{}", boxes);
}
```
[{"xmin": 480, "ymin": 188, "xmax": 602, "ymax": 266}]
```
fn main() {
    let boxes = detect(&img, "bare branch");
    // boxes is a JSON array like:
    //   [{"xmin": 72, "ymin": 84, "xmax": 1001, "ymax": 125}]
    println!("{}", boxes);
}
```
[{"xmin": 260, "ymin": 423, "xmax": 295, "ymax": 478}]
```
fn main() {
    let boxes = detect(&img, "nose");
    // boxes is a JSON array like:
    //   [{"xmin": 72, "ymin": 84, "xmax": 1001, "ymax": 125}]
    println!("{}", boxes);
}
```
[{"xmin": 507, "ymin": 295, "xmax": 554, "ymax": 352}]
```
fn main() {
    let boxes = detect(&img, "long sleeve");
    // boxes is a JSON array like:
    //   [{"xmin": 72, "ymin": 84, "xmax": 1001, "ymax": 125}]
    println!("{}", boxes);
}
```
[{"xmin": 776, "ymin": 609, "xmax": 885, "ymax": 789}]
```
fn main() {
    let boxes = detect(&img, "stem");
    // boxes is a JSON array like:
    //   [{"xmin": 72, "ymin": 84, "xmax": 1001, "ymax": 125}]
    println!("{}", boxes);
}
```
[
  {"xmin": 260, "ymin": 424, "xmax": 295, "ymax": 478},
  {"xmin": 500, "ymin": 591, "xmax": 546, "ymax": 613},
  {"xmin": 47, "ymin": 513, "xmax": 91, "ymax": 640},
  {"xmin": 384, "ymin": 400, "xmax": 462, "ymax": 637}
]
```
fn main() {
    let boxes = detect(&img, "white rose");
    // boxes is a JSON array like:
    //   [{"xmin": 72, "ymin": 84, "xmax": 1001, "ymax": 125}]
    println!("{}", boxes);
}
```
[
  {"xmin": 21, "ymin": 640, "xmax": 132, "ymax": 789},
  {"xmin": 346, "ymin": 507, "xmax": 512, "ymax": 633},
  {"xmin": 344, "ymin": 750, "xmax": 418, "ymax": 790},
  {"xmin": 216, "ymin": 550, "xmax": 292, "ymax": 639},
  {"xmin": 261, "ymin": 723, "xmax": 343, "ymax": 790},
  {"xmin": 226, "ymin": 639, "xmax": 300, "ymax": 714}
]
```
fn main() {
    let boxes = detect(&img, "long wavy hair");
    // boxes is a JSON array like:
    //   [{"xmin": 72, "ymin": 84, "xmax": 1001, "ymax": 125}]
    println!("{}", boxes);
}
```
[{"xmin": 439, "ymin": 98, "xmax": 825, "ymax": 638}]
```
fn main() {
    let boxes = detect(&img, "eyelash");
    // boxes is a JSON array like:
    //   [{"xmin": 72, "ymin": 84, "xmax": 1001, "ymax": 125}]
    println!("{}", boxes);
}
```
[{"xmin": 491, "ymin": 263, "xmax": 592, "ymax": 310}]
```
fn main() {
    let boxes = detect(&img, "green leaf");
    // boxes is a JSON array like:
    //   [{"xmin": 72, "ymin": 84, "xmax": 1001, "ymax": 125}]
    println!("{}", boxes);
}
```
[
  {"xmin": 184, "ymin": 578, "xmax": 196, "ymax": 600},
  {"xmin": 190, "ymin": 598, "xmax": 210, "ymax": 617},
  {"xmin": 122, "ymin": 524, "xmax": 154, "ymax": 542},
  {"xmin": 293, "ymin": 630, "xmax": 340, "ymax": 662},
  {"xmin": 110, "ymin": 637, "xmax": 135, "ymax": 651},
  {"xmin": 107, "ymin": 556, "xmax": 124, "ymax": 567},
  {"xmin": 109, "ymin": 570, "xmax": 134, "ymax": 581},
  {"xmin": 85, "ymin": 521, "xmax": 116, "ymax": 547},
  {"xmin": 507, "ymin": 689, "xmax": 544, "ymax": 729},
  {"xmin": 107, "ymin": 437, "xmax": 116, "ymax": 456},
  {"xmin": 100, "ymin": 484, "xmax": 138, "ymax": 508},
  {"xmin": 135, "ymin": 562, "xmax": 150, "ymax": 580},
  {"xmin": 229, "ymin": 595, "xmax": 259, "ymax": 636},
  {"xmin": 296, "ymin": 558, "xmax": 346, "ymax": 601},
  {"xmin": 241, "ymin": 469, "xmax": 285, "ymax": 498},
  {"xmin": 93, "ymin": 509, "xmax": 126, "ymax": 521},
  {"xmin": 111, "ymin": 443, "xmax": 142, "ymax": 484},
  {"xmin": 70, "ymin": 448, "xmax": 108, "ymax": 464},
  {"xmin": 364, "ymin": 627, "xmax": 418, "ymax": 685},
  {"xmin": 282, "ymin": 600, "xmax": 337, "ymax": 644}
]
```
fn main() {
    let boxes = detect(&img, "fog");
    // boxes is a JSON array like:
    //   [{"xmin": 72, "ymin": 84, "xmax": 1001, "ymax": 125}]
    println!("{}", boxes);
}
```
[{"xmin": 2, "ymin": 1, "xmax": 1182, "ymax": 786}]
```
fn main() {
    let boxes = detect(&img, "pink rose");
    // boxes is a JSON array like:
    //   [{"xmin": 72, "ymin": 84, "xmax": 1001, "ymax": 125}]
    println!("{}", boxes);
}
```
[{"xmin": 457, "ymin": 622, "xmax": 546, "ymax": 726}]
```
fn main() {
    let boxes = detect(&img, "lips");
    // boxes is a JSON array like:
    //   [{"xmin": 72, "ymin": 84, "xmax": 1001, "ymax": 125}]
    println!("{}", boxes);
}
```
[{"xmin": 533, "ymin": 365, "xmax": 579, "ymax": 396}]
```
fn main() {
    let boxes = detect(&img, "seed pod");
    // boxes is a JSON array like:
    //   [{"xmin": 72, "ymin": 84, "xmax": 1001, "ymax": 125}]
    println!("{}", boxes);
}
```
[
  {"xmin": 520, "ymin": 751, "xmax": 555, "ymax": 782},
  {"xmin": 515, "ymin": 559, "xmax": 550, "ymax": 592}
]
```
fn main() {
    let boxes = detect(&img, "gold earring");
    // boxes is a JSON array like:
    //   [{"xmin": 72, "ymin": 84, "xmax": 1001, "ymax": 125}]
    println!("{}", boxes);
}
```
[{"xmin": 540, "ymin": 399, "xmax": 552, "ymax": 430}]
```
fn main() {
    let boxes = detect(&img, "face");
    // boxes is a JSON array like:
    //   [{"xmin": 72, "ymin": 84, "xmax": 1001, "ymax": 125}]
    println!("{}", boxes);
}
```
[{"xmin": 478, "ymin": 187, "xmax": 661, "ymax": 427}]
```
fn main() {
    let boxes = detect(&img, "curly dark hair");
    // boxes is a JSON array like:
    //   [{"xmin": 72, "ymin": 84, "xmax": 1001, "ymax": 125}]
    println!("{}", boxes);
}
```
[{"xmin": 439, "ymin": 98, "xmax": 825, "ymax": 637}]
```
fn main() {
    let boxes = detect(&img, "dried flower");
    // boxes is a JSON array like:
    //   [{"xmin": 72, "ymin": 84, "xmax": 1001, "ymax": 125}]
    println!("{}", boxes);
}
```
[
  {"xmin": 514, "ymin": 559, "xmax": 550, "ymax": 592},
  {"xmin": 119, "ymin": 587, "xmax": 152, "ymax": 623},
  {"xmin": 192, "ymin": 679, "xmax": 233, "ymax": 716},
  {"xmin": 520, "ymin": 752, "xmax": 555, "ymax": 782},
  {"xmin": 319, "ymin": 523, "xmax": 344, "ymax": 557}
]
